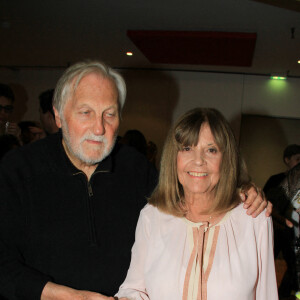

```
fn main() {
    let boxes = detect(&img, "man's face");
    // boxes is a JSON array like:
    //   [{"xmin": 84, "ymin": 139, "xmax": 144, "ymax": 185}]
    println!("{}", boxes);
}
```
[
  {"xmin": 286, "ymin": 153, "xmax": 300, "ymax": 170},
  {"xmin": 55, "ymin": 73, "xmax": 120, "ymax": 167},
  {"xmin": 39, "ymin": 108, "xmax": 52, "ymax": 134},
  {"xmin": 0, "ymin": 96, "xmax": 13, "ymax": 127}
]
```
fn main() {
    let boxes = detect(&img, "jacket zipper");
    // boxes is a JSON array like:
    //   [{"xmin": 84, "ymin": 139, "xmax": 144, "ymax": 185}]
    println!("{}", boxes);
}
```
[
  {"xmin": 74, "ymin": 170, "xmax": 109, "ymax": 246},
  {"xmin": 86, "ymin": 181, "xmax": 97, "ymax": 245}
]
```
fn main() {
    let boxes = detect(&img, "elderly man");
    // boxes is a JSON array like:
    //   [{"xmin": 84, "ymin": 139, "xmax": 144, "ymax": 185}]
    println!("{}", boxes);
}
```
[{"xmin": 0, "ymin": 61, "xmax": 270, "ymax": 300}]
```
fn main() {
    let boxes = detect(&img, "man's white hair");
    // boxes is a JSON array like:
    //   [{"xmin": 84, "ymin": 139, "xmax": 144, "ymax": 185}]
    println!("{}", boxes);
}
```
[{"xmin": 53, "ymin": 60, "xmax": 126, "ymax": 117}]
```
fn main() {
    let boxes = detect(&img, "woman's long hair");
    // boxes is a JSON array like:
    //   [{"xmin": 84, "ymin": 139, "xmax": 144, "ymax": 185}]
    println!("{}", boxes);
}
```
[{"xmin": 149, "ymin": 108, "xmax": 250, "ymax": 216}]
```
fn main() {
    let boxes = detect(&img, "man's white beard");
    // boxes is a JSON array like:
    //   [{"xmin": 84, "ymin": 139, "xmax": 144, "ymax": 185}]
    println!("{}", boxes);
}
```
[{"xmin": 61, "ymin": 119, "xmax": 117, "ymax": 165}]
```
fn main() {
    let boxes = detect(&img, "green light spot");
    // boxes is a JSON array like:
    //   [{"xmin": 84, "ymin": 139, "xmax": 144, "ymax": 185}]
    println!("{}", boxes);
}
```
[
  {"xmin": 270, "ymin": 76, "xmax": 286, "ymax": 80},
  {"xmin": 268, "ymin": 78, "xmax": 287, "ymax": 91}
]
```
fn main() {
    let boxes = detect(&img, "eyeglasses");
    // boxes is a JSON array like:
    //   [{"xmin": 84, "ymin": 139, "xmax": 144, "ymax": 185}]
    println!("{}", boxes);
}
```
[{"xmin": 0, "ymin": 105, "xmax": 14, "ymax": 113}]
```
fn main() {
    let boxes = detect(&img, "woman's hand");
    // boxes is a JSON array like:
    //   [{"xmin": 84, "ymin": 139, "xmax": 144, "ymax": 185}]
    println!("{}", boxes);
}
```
[{"xmin": 240, "ymin": 184, "xmax": 272, "ymax": 218}]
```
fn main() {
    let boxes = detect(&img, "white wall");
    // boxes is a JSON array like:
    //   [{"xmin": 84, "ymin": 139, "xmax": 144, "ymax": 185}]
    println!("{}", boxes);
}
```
[
  {"xmin": 171, "ymin": 71, "xmax": 244, "ymax": 135},
  {"xmin": 0, "ymin": 68, "xmax": 64, "ymax": 123},
  {"xmin": 243, "ymin": 75, "xmax": 300, "ymax": 119}
]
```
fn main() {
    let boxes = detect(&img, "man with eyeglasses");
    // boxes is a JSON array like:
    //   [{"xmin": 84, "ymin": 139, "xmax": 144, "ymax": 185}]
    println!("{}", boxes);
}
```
[{"xmin": 0, "ymin": 83, "xmax": 19, "ymax": 136}]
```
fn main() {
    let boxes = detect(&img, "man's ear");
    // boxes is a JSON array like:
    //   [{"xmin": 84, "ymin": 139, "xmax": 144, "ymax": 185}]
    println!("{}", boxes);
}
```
[
  {"xmin": 53, "ymin": 107, "xmax": 62, "ymax": 128},
  {"xmin": 284, "ymin": 157, "xmax": 289, "ymax": 166}
]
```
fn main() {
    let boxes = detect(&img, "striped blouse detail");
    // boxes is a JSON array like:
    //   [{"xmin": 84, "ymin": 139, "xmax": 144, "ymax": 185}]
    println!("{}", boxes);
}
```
[{"xmin": 183, "ymin": 220, "xmax": 220, "ymax": 300}]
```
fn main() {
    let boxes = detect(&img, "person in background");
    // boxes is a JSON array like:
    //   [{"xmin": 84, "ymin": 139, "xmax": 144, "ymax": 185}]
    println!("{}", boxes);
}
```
[
  {"xmin": 280, "ymin": 162, "xmax": 300, "ymax": 299},
  {"xmin": 0, "ymin": 134, "xmax": 20, "ymax": 160},
  {"xmin": 0, "ymin": 61, "xmax": 269, "ymax": 300},
  {"xmin": 281, "ymin": 162, "xmax": 300, "ymax": 211},
  {"xmin": 147, "ymin": 141, "xmax": 158, "ymax": 167},
  {"xmin": 18, "ymin": 120, "xmax": 46, "ymax": 145},
  {"xmin": 0, "ymin": 83, "xmax": 19, "ymax": 137},
  {"xmin": 120, "ymin": 129, "xmax": 148, "ymax": 156},
  {"xmin": 264, "ymin": 144, "xmax": 300, "ymax": 299},
  {"xmin": 120, "ymin": 130, "xmax": 158, "ymax": 169},
  {"xmin": 264, "ymin": 144, "xmax": 300, "ymax": 197},
  {"xmin": 39, "ymin": 89, "xmax": 59, "ymax": 135},
  {"xmin": 116, "ymin": 108, "xmax": 277, "ymax": 300}
]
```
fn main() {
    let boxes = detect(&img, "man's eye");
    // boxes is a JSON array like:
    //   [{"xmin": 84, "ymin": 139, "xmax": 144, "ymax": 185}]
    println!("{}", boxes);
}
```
[
  {"xmin": 105, "ymin": 112, "xmax": 116, "ymax": 117},
  {"xmin": 80, "ymin": 111, "xmax": 90, "ymax": 115}
]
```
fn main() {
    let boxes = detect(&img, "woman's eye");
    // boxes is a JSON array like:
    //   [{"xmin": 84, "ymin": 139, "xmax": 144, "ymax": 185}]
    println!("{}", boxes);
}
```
[
  {"xmin": 208, "ymin": 148, "xmax": 217, "ymax": 153},
  {"xmin": 182, "ymin": 146, "xmax": 191, "ymax": 151}
]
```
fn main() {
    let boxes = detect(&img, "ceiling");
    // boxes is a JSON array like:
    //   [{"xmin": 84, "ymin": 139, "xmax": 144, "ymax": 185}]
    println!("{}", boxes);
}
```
[{"xmin": 1, "ymin": 0, "xmax": 300, "ymax": 77}]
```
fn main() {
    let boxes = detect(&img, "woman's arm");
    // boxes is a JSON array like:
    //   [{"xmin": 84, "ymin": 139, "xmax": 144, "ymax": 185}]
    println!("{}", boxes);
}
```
[
  {"xmin": 115, "ymin": 208, "xmax": 151, "ymax": 300},
  {"xmin": 256, "ymin": 216, "xmax": 278, "ymax": 300}
]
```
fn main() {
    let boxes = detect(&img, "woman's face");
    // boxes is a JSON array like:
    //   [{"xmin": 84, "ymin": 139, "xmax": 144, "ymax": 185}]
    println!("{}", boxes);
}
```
[{"xmin": 177, "ymin": 123, "xmax": 222, "ymax": 200}]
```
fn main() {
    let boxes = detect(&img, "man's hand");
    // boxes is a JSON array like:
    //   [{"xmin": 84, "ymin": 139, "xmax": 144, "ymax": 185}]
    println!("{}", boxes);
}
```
[
  {"xmin": 285, "ymin": 219, "xmax": 294, "ymax": 228},
  {"xmin": 41, "ymin": 282, "xmax": 115, "ymax": 300},
  {"xmin": 28, "ymin": 126, "xmax": 46, "ymax": 142},
  {"xmin": 240, "ymin": 185, "xmax": 272, "ymax": 218},
  {"xmin": 5, "ymin": 122, "xmax": 20, "ymax": 137}
]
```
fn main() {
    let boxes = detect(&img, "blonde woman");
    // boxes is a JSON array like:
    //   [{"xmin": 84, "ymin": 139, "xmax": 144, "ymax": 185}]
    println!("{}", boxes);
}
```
[{"xmin": 116, "ymin": 108, "xmax": 277, "ymax": 300}]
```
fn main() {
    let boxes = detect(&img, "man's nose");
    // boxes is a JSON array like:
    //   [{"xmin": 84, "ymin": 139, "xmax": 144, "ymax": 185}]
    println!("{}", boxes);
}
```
[
  {"xmin": 93, "ymin": 117, "xmax": 105, "ymax": 136},
  {"xmin": 0, "ymin": 108, "xmax": 6, "ymax": 117}
]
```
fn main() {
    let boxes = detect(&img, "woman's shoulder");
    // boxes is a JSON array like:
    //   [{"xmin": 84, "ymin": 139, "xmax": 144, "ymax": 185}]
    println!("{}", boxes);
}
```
[
  {"xmin": 141, "ymin": 203, "xmax": 178, "ymax": 218},
  {"xmin": 140, "ymin": 204, "xmax": 183, "ymax": 230},
  {"xmin": 140, "ymin": 203, "xmax": 157, "ymax": 217},
  {"xmin": 226, "ymin": 203, "xmax": 270, "ymax": 228},
  {"xmin": 217, "ymin": 204, "xmax": 272, "ymax": 244},
  {"xmin": 139, "ymin": 204, "xmax": 186, "ymax": 243}
]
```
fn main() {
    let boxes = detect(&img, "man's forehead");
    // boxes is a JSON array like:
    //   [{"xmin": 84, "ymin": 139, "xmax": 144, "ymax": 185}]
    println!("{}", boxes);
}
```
[
  {"xmin": 0, "ymin": 96, "xmax": 13, "ymax": 105},
  {"xmin": 73, "ymin": 72, "xmax": 116, "ymax": 90},
  {"xmin": 72, "ymin": 73, "xmax": 115, "ymax": 97},
  {"xmin": 64, "ymin": 73, "xmax": 119, "ymax": 109}
]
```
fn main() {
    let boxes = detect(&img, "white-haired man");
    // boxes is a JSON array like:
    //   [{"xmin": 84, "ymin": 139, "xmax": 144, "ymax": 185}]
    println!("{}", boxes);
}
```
[{"xmin": 0, "ymin": 61, "xmax": 270, "ymax": 300}]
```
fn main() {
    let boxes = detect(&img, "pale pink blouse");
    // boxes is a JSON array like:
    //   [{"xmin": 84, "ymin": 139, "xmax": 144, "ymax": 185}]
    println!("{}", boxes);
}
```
[{"xmin": 116, "ymin": 203, "xmax": 278, "ymax": 300}]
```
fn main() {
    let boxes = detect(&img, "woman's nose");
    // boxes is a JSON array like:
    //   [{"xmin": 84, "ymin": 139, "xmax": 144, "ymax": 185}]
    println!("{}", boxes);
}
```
[{"xmin": 194, "ymin": 150, "xmax": 206, "ymax": 165}]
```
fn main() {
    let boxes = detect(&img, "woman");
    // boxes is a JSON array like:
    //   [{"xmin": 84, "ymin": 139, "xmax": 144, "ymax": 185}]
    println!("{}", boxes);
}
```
[{"xmin": 116, "ymin": 108, "xmax": 277, "ymax": 300}]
